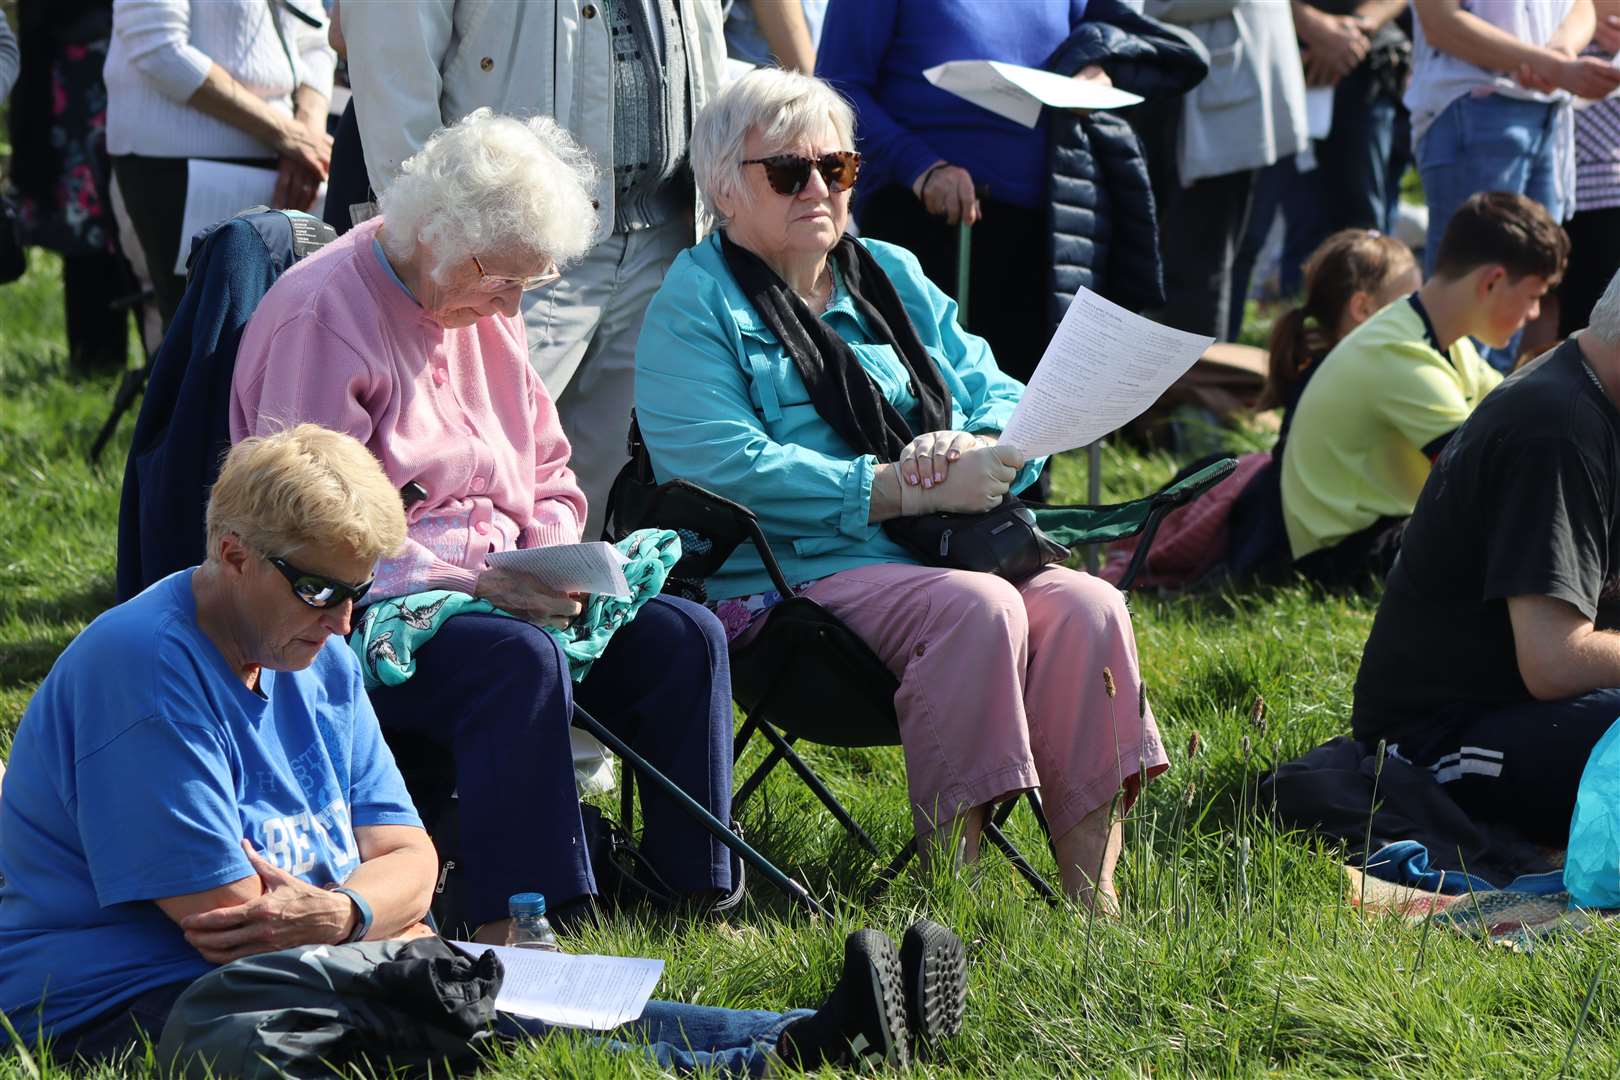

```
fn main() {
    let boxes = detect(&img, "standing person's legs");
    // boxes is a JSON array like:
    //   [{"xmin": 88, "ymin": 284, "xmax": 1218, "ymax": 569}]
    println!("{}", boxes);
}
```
[
  {"xmin": 1318, "ymin": 65, "xmax": 1400, "ymax": 235},
  {"xmin": 1559, "ymin": 206, "xmax": 1620, "ymax": 338},
  {"xmin": 110, "ymin": 155, "xmax": 191, "ymax": 330},
  {"xmin": 1401, "ymin": 689, "xmax": 1620, "ymax": 845},
  {"xmin": 802, "ymin": 564, "xmax": 1040, "ymax": 853},
  {"xmin": 574, "ymin": 595, "xmax": 734, "ymax": 895},
  {"xmin": 1015, "ymin": 566, "xmax": 1168, "ymax": 903},
  {"xmin": 1415, "ymin": 94, "xmax": 1560, "ymax": 369},
  {"xmin": 61, "ymin": 251, "xmax": 133, "ymax": 376},
  {"xmin": 523, "ymin": 219, "xmax": 689, "ymax": 538},
  {"xmin": 857, "ymin": 185, "xmax": 957, "ymax": 294},
  {"xmin": 322, "ymin": 100, "xmax": 370, "ymax": 237},
  {"xmin": 366, "ymin": 614, "xmax": 597, "ymax": 924},
  {"xmin": 859, "ymin": 187, "xmax": 1047, "ymax": 383},
  {"xmin": 1157, "ymin": 167, "xmax": 1257, "ymax": 339},
  {"xmin": 1229, "ymin": 157, "xmax": 1289, "ymax": 341}
]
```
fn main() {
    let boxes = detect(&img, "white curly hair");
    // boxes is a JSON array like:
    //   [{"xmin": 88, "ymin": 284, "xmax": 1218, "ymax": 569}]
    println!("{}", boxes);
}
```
[
  {"xmin": 690, "ymin": 68, "xmax": 856, "ymax": 229},
  {"xmin": 1590, "ymin": 269, "xmax": 1620, "ymax": 347},
  {"xmin": 379, "ymin": 108, "xmax": 599, "ymax": 283}
]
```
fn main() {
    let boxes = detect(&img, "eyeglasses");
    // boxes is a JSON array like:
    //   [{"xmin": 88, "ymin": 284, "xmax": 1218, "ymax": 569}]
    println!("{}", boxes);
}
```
[
  {"xmin": 267, "ymin": 555, "xmax": 375, "ymax": 609},
  {"xmin": 471, "ymin": 254, "xmax": 562, "ymax": 293},
  {"xmin": 741, "ymin": 151, "xmax": 862, "ymax": 197}
]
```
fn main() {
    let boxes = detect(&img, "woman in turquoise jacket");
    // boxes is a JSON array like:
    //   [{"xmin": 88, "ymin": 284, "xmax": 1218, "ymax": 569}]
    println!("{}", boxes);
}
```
[{"xmin": 635, "ymin": 69, "xmax": 1168, "ymax": 914}]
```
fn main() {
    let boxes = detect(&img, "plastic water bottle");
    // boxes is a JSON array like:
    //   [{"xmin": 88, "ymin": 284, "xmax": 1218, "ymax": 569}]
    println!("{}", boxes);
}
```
[{"xmin": 504, "ymin": 892, "xmax": 560, "ymax": 951}]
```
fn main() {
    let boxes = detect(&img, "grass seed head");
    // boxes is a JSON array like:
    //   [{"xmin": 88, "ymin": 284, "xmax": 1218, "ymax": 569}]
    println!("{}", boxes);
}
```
[
  {"xmin": 1183, "ymin": 780, "xmax": 1196, "ymax": 809},
  {"xmin": 1186, "ymin": 729, "xmax": 1201, "ymax": 759},
  {"xmin": 1250, "ymin": 695, "xmax": 1267, "ymax": 735},
  {"xmin": 1102, "ymin": 666, "xmax": 1116, "ymax": 698}
]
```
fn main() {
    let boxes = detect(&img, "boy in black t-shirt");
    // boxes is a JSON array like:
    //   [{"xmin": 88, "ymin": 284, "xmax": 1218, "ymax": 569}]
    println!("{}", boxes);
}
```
[{"xmin": 1351, "ymin": 270, "xmax": 1620, "ymax": 843}]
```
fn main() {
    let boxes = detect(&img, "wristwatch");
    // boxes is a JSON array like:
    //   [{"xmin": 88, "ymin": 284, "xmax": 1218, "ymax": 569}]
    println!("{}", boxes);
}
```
[{"xmin": 330, "ymin": 886, "xmax": 373, "ymax": 944}]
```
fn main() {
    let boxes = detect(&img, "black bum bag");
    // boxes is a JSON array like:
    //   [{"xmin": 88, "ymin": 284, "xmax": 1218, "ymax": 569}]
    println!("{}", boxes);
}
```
[{"xmin": 887, "ymin": 496, "xmax": 1072, "ymax": 582}]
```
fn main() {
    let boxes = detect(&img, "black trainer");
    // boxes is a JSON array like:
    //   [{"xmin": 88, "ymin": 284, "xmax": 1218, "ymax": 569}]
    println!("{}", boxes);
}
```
[
  {"xmin": 900, "ymin": 919, "xmax": 966, "ymax": 1056},
  {"xmin": 776, "ymin": 929, "xmax": 910, "ymax": 1070}
]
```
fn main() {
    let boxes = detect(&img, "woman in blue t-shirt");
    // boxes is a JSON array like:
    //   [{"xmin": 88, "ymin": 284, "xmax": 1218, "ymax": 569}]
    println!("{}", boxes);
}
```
[{"xmin": 0, "ymin": 426, "xmax": 967, "ymax": 1073}]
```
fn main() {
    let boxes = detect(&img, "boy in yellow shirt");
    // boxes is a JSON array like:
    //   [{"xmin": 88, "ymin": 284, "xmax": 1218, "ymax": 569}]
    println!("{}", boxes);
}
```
[{"xmin": 1280, "ymin": 192, "xmax": 1567, "ymax": 586}]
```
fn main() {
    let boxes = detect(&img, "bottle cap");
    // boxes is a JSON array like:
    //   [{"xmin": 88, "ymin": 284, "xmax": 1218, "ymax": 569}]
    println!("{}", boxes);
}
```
[{"xmin": 508, "ymin": 892, "xmax": 547, "ymax": 916}]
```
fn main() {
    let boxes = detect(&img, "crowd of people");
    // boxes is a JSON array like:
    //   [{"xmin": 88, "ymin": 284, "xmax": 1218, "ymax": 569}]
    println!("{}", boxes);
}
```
[{"xmin": 2, "ymin": 0, "xmax": 1620, "ymax": 1074}]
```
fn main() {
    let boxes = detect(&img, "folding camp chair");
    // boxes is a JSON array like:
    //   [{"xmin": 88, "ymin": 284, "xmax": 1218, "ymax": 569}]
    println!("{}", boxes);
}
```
[{"xmin": 604, "ymin": 421, "xmax": 1236, "ymax": 902}]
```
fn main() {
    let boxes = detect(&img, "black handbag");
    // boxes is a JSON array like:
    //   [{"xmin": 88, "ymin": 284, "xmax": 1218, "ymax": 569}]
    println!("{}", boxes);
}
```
[{"xmin": 888, "ymin": 495, "xmax": 1071, "ymax": 582}]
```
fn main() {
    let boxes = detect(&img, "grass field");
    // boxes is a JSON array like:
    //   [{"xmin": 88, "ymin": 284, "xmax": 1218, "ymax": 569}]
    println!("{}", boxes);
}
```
[{"xmin": 2, "ymin": 250, "xmax": 1619, "ymax": 1079}]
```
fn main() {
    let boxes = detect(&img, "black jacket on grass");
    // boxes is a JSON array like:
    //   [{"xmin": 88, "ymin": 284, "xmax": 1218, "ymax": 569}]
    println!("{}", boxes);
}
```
[{"xmin": 1043, "ymin": 0, "xmax": 1208, "ymax": 324}]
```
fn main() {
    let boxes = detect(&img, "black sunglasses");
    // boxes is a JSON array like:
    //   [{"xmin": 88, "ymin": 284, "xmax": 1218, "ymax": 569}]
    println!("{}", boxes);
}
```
[
  {"xmin": 741, "ymin": 151, "xmax": 862, "ymax": 197},
  {"xmin": 268, "ymin": 555, "xmax": 374, "ymax": 609}
]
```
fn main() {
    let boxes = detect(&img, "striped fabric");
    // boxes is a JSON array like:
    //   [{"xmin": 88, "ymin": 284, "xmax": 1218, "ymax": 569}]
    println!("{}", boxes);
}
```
[{"xmin": 1575, "ymin": 98, "xmax": 1620, "ymax": 212}]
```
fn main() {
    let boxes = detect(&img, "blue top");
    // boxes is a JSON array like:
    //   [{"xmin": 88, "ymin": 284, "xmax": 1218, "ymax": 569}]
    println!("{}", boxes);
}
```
[
  {"xmin": 817, "ymin": 0, "xmax": 1088, "ymax": 211},
  {"xmin": 0, "ymin": 571, "xmax": 421, "ymax": 1042},
  {"xmin": 634, "ymin": 233, "xmax": 1045, "ymax": 599}
]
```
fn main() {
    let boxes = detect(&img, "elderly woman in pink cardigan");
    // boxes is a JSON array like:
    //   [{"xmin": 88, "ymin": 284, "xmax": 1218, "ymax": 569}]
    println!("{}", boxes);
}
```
[{"xmin": 229, "ymin": 110, "xmax": 736, "ymax": 942}]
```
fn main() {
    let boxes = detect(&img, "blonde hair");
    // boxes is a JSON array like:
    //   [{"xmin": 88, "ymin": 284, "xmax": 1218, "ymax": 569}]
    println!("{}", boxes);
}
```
[
  {"xmin": 690, "ymin": 67, "xmax": 857, "ymax": 229},
  {"xmin": 207, "ymin": 425, "xmax": 407, "ymax": 563},
  {"xmin": 379, "ymin": 108, "xmax": 599, "ymax": 284}
]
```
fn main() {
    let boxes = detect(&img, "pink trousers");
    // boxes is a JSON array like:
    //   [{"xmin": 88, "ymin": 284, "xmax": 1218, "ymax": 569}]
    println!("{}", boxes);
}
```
[{"xmin": 803, "ymin": 564, "xmax": 1169, "ymax": 839}]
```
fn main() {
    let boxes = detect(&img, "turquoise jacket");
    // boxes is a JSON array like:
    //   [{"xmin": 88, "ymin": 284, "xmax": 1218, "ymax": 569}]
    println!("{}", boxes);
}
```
[{"xmin": 635, "ymin": 233, "xmax": 1046, "ymax": 600}]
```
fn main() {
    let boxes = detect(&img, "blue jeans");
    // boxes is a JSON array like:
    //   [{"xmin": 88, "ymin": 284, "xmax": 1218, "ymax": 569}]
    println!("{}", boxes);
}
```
[
  {"xmin": 503, "ymin": 1001, "xmax": 814, "ymax": 1077},
  {"xmin": 1416, "ymin": 92, "xmax": 1566, "ymax": 370}
]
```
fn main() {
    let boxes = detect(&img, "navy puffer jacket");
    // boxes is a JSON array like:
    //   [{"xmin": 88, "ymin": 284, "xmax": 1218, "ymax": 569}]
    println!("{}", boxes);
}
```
[{"xmin": 1044, "ymin": 0, "xmax": 1208, "ymax": 327}]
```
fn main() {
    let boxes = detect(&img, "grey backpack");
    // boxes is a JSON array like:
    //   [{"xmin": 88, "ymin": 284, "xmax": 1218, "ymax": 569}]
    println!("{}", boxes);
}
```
[{"xmin": 157, "ymin": 938, "xmax": 502, "ymax": 1078}]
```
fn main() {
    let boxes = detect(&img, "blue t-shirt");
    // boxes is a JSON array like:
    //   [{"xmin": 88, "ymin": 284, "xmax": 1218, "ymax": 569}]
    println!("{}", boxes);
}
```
[
  {"xmin": 0, "ymin": 570, "xmax": 421, "ymax": 1042},
  {"xmin": 818, "ymin": 0, "xmax": 1088, "ymax": 211}
]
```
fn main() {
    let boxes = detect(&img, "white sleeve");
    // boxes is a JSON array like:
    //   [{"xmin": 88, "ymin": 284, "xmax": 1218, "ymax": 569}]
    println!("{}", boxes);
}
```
[
  {"xmin": 290, "ymin": 2, "xmax": 336, "ymax": 98},
  {"xmin": 112, "ymin": 0, "xmax": 214, "ymax": 103},
  {"xmin": 341, "ymin": 0, "xmax": 454, "ymax": 194}
]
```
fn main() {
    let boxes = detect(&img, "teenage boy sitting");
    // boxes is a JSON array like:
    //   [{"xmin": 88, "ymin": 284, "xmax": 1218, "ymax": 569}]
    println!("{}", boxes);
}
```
[
  {"xmin": 1280, "ymin": 191, "xmax": 1567, "ymax": 587},
  {"xmin": 1351, "ymin": 267, "xmax": 1620, "ymax": 844}
]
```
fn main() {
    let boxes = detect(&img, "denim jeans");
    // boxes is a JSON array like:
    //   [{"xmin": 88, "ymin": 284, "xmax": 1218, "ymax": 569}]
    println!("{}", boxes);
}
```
[
  {"xmin": 503, "ymin": 1000, "xmax": 814, "ymax": 1077},
  {"xmin": 1416, "ymin": 92, "xmax": 1566, "ymax": 370}
]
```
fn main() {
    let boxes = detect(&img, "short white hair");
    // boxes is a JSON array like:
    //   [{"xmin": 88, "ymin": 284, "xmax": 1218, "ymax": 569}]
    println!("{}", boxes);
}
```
[
  {"xmin": 1591, "ymin": 269, "xmax": 1620, "ymax": 346},
  {"xmin": 691, "ymin": 68, "xmax": 856, "ymax": 229},
  {"xmin": 379, "ymin": 108, "xmax": 599, "ymax": 283}
]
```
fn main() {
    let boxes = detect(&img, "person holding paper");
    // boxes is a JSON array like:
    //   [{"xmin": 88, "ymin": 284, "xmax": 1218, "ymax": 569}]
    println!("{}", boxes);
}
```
[
  {"xmin": 637, "ymin": 69, "xmax": 1168, "ymax": 914},
  {"xmin": 0, "ymin": 427, "xmax": 970, "ymax": 1073},
  {"xmin": 103, "ymin": 0, "xmax": 336, "ymax": 329},
  {"xmin": 819, "ymin": 0, "xmax": 1206, "ymax": 390},
  {"xmin": 230, "ymin": 110, "xmax": 739, "ymax": 939}
]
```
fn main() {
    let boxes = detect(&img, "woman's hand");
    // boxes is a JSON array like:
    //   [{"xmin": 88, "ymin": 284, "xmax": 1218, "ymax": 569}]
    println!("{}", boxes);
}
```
[
  {"xmin": 900, "ymin": 444, "xmax": 1025, "ymax": 515},
  {"xmin": 178, "ymin": 841, "xmax": 355, "ymax": 964},
  {"xmin": 913, "ymin": 161, "xmax": 981, "ymax": 226},
  {"xmin": 270, "ymin": 113, "xmax": 333, "ymax": 209},
  {"xmin": 473, "ymin": 566, "xmax": 584, "ymax": 629},
  {"xmin": 1297, "ymin": 7, "xmax": 1369, "ymax": 86},
  {"xmin": 899, "ymin": 431, "xmax": 983, "ymax": 488}
]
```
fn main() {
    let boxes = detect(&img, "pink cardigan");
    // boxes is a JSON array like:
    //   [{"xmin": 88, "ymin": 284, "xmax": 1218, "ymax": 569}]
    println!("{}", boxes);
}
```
[{"xmin": 230, "ymin": 217, "xmax": 587, "ymax": 600}]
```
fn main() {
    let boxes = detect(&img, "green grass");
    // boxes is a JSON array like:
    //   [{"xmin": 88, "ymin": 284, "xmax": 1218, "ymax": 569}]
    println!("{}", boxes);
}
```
[{"xmin": 4, "ymin": 253, "xmax": 1620, "ymax": 1078}]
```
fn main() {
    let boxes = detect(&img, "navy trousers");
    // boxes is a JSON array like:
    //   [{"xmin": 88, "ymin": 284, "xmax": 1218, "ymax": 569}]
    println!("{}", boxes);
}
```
[
  {"xmin": 1397, "ymin": 688, "xmax": 1620, "ymax": 845},
  {"xmin": 368, "ymin": 596, "xmax": 734, "ymax": 925}
]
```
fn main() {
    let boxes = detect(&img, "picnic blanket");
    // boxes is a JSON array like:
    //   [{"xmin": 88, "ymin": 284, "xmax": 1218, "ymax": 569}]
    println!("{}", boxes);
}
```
[{"xmin": 1346, "ymin": 865, "xmax": 1620, "ymax": 951}]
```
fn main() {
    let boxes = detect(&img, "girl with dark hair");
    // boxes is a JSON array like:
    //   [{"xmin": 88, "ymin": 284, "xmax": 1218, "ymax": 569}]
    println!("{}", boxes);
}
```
[{"xmin": 1104, "ymin": 229, "xmax": 1419, "ymax": 588}]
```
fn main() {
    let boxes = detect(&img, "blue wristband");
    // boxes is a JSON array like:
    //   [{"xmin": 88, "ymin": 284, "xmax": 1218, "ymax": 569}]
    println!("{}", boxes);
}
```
[{"xmin": 332, "ymin": 886, "xmax": 373, "ymax": 943}]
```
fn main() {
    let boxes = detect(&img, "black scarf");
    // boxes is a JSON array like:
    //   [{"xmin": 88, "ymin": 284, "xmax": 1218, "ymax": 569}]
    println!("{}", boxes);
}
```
[
  {"xmin": 721, "ymin": 233, "xmax": 1069, "ymax": 580},
  {"xmin": 720, "ymin": 232, "xmax": 953, "ymax": 462}
]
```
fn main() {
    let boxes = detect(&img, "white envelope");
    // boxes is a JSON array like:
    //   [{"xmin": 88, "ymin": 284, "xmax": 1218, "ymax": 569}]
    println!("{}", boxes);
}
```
[{"xmin": 924, "ymin": 60, "xmax": 1143, "ymax": 129}]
